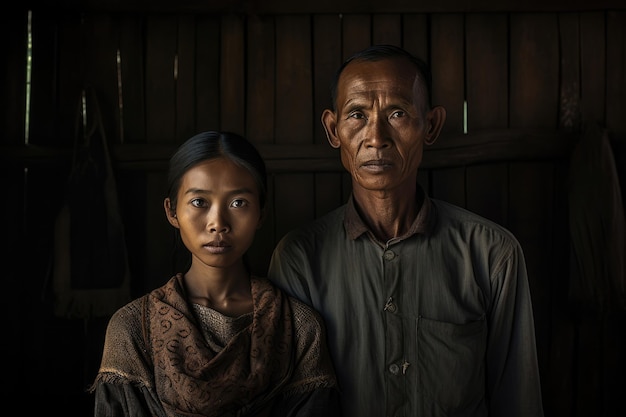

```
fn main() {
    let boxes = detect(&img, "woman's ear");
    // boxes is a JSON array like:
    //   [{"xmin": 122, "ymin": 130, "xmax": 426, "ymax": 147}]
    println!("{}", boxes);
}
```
[
  {"xmin": 424, "ymin": 105, "xmax": 447, "ymax": 145},
  {"xmin": 164, "ymin": 198, "xmax": 179, "ymax": 228},
  {"xmin": 321, "ymin": 109, "xmax": 340, "ymax": 149}
]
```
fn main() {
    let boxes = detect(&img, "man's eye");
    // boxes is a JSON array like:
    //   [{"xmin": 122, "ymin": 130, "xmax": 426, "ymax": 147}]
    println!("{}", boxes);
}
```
[
  {"xmin": 348, "ymin": 112, "xmax": 365, "ymax": 119},
  {"xmin": 391, "ymin": 110, "xmax": 405, "ymax": 118}
]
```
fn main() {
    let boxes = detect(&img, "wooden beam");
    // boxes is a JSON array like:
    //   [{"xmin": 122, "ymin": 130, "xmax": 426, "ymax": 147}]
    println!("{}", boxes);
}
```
[{"xmin": 1, "ymin": 129, "xmax": 577, "ymax": 172}]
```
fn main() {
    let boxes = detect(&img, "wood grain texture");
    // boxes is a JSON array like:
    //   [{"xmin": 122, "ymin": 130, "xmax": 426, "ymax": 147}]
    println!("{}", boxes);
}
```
[
  {"xmin": 194, "ymin": 15, "xmax": 220, "ymax": 134},
  {"xmin": 145, "ymin": 15, "xmax": 177, "ymax": 143},
  {"xmin": 247, "ymin": 14, "xmax": 276, "ymax": 143},
  {"xmin": 220, "ymin": 13, "xmax": 245, "ymax": 134},
  {"xmin": 510, "ymin": 13, "xmax": 560, "ymax": 129},
  {"xmin": 466, "ymin": 13, "xmax": 508, "ymax": 130},
  {"xmin": 558, "ymin": 13, "xmax": 581, "ymax": 130},
  {"xmin": 275, "ymin": 14, "xmax": 313, "ymax": 144},
  {"xmin": 431, "ymin": 13, "xmax": 465, "ymax": 135}
]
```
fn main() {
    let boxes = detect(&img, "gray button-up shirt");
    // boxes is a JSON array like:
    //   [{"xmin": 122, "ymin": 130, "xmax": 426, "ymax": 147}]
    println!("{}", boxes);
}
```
[{"xmin": 268, "ymin": 189, "xmax": 544, "ymax": 417}]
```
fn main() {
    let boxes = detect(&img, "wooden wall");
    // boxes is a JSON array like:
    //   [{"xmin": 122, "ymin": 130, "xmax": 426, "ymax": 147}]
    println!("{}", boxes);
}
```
[{"xmin": 2, "ymin": 1, "xmax": 625, "ymax": 415}]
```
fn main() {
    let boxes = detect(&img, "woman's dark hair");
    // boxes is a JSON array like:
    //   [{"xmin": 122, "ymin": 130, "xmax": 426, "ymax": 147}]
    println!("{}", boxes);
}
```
[
  {"xmin": 166, "ymin": 130, "xmax": 267, "ymax": 215},
  {"xmin": 330, "ymin": 44, "xmax": 433, "ymax": 110}
]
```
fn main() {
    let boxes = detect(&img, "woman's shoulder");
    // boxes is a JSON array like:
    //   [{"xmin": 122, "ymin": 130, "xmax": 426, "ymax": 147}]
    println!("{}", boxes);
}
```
[
  {"xmin": 105, "ymin": 296, "xmax": 147, "ymax": 342},
  {"xmin": 287, "ymin": 296, "xmax": 326, "ymax": 331}
]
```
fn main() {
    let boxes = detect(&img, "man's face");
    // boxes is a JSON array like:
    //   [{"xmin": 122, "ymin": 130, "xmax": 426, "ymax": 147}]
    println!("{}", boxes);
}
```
[{"xmin": 324, "ymin": 58, "xmax": 432, "ymax": 194}]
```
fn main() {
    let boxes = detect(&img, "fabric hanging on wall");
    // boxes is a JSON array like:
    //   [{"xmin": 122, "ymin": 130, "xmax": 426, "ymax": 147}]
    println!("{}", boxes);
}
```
[
  {"xmin": 48, "ymin": 87, "xmax": 131, "ymax": 319},
  {"xmin": 568, "ymin": 122, "xmax": 626, "ymax": 315}
]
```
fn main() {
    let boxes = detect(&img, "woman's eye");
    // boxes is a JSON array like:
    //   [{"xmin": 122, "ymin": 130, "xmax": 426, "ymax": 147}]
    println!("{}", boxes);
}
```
[
  {"xmin": 231, "ymin": 199, "xmax": 247, "ymax": 208},
  {"xmin": 190, "ymin": 198, "xmax": 206, "ymax": 208}
]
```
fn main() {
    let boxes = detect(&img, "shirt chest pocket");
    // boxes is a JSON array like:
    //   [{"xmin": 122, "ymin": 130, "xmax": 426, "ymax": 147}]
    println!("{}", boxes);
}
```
[{"xmin": 415, "ymin": 316, "xmax": 487, "ymax": 412}]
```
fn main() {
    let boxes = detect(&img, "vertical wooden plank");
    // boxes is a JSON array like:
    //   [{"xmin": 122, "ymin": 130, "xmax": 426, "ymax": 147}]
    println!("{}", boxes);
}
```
[
  {"xmin": 247, "ymin": 175, "xmax": 276, "ymax": 277},
  {"xmin": 430, "ymin": 14, "xmax": 466, "ymax": 211},
  {"xmin": 81, "ymin": 13, "xmax": 119, "ymax": 143},
  {"xmin": 313, "ymin": 14, "xmax": 345, "ymax": 221},
  {"xmin": 176, "ymin": 14, "xmax": 197, "ymax": 143},
  {"xmin": 1, "ymin": 10, "xmax": 27, "ymax": 143},
  {"xmin": 55, "ymin": 12, "xmax": 83, "ymax": 146},
  {"xmin": 466, "ymin": 163, "xmax": 508, "ymax": 226},
  {"xmin": 145, "ymin": 14, "xmax": 177, "ymax": 143},
  {"xmin": 28, "ymin": 11, "xmax": 58, "ymax": 143},
  {"xmin": 372, "ymin": 14, "xmax": 402, "ymax": 46},
  {"xmin": 509, "ymin": 161, "xmax": 555, "ymax": 405},
  {"xmin": 245, "ymin": 13, "xmax": 276, "ymax": 279},
  {"xmin": 430, "ymin": 13, "xmax": 465, "ymax": 135},
  {"xmin": 116, "ymin": 14, "xmax": 147, "ymax": 296},
  {"xmin": 144, "ymin": 15, "xmax": 177, "ymax": 291},
  {"xmin": 315, "ymin": 172, "xmax": 344, "ymax": 218},
  {"xmin": 342, "ymin": 14, "xmax": 371, "ymax": 60},
  {"xmin": 603, "ymin": 311, "xmax": 626, "ymax": 416},
  {"xmin": 274, "ymin": 173, "xmax": 315, "ymax": 242},
  {"xmin": 275, "ymin": 14, "xmax": 313, "ymax": 144},
  {"xmin": 575, "ymin": 318, "xmax": 603, "ymax": 416},
  {"xmin": 117, "ymin": 13, "xmax": 146, "ymax": 143},
  {"xmin": 2, "ymin": 8, "xmax": 27, "ymax": 405},
  {"xmin": 431, "ymin": 166, "xmax": 465, "ymax": 208},
  {"xmin": 145, "ymin": 170, "xmax": 172, "ymax": 292},
  {"xmin": 220, "ymin": 13, "xmax": 245, "ymax": 134},
  {"xmin": 558, "ymin": 13, "xmax": 581, "ymax": 131},
  {"xmin": 402, "ymin": 14, "xmax": 429, "ymax": 63},
  {"xmin": 466, "ymin": 13, "xmax": 508, "ymax": 130},
  {"xmin": 403, "ymin": 13, "xmax": 432, "ymax": 200},
  {"xmin": 313, "ymin": 14, "xmax": 341, "ymax": 144},
  {"xmin": 580, "ymin": 12, "xmax": 606, "ymax": 126},
  {"xmin": 510, "ymin": 13, "xmax": 560, "ymax": 129},
  {"xmin": 546, "ymin": 164, "xmax": 577, "ymax": 417},
  {"xmin": 274, "ymin": 14, "xmax": 315, "ymax": 245},
  {"xmin": 247, "ymin": 14, "xmax": 275, "ymax": 143},
  {"xmin": 195, "ymin": 15, "xmax": 220, "ymax": 133},
  {"xmin": 464, "ymin": 14, "xmax": 509, "ymax": 230},
  {"xmin": 606, "ymin": 11, "xmax": 626, "ymax": 220},
  {"xmin": 606, "ymin": 11, "xmax": 626, "ymax": 134}
]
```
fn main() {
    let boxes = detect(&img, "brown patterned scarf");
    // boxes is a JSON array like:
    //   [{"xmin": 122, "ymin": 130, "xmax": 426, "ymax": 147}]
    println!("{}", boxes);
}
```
[{"xmin": 145, "ymin": 274, "xmax": 294, "ymax": 416}]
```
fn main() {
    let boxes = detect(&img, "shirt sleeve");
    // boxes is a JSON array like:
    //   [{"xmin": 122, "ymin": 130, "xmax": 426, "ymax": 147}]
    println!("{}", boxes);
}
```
[
  {"xmin": 93, "ymin": 382, "xmax": 163, "ymax": 417},
  {"xmin": 486, "ymin": 240, "xmax": 545, "ymax": 417}
]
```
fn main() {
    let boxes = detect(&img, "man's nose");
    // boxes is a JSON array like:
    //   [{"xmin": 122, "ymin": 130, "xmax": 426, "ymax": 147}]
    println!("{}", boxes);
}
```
[{"xmin": 364, "ymin": 115, "xmax": 391, "ymax": 148}]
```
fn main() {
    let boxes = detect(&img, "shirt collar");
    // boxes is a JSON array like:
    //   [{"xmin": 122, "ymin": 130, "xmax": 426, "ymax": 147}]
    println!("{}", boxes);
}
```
[{"xmin": 344, "ymin": 184, "xmax": 435, "ymax": 241}]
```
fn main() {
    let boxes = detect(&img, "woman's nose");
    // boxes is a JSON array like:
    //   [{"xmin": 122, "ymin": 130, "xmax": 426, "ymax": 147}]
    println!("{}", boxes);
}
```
[{"xmin": 207, "ymin": 208, "xmax": 230, "ymax": 233}]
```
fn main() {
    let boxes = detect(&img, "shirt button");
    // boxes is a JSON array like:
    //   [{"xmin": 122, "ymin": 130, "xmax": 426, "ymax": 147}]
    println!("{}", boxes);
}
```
[
  {"xmin": 386, "ymin": 302, "xmax": 397, "ymax": 313},
  {"xmin": 383, "ymin": 250, "xmax": 396, "ymax": 261},
  {"xmin": 389, "ymin": 363, "xmax": 400, "ymax": 375}
]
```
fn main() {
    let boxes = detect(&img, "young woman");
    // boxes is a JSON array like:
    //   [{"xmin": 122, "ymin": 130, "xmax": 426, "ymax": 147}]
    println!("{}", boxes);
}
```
[{"xmin": 90, "ymin": 131, "xmax": 340, "ymax": 417}]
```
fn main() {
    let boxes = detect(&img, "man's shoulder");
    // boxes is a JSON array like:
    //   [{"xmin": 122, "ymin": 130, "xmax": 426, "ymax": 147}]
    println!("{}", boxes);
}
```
[{"xmin": 430, "ymin": 198, "xmax": 520, "ymax": 245}]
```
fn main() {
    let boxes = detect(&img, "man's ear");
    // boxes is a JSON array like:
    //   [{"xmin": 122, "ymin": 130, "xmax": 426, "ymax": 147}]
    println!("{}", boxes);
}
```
[
  {"xmin": 164, "ymin": 198, "xmax": 179, "ymax": 228},
  {"xmin": 424, "ymin": 105, "xmax": 447, "ymax": 145},
  {"xmin": 321, "ymin": 109, "xmax": 340, "ymax": 149}
]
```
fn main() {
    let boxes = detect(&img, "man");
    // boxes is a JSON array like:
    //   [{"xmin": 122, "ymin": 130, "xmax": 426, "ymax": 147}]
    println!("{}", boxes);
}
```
[{"xmin": 268, "ymin": 44, "xmax": 544, "ymax": 417}]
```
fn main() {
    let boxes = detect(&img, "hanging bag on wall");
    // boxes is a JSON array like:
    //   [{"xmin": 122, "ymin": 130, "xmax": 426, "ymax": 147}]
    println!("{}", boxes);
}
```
[{"xmin": 48, "ymin": 87, "xmax": 131, "ymax": 319}]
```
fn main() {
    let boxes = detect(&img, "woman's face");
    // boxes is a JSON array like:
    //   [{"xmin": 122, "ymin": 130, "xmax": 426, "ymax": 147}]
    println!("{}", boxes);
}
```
[{"xmin": 168, "ymin": 157, "xmax": 263, "ymax": 270}]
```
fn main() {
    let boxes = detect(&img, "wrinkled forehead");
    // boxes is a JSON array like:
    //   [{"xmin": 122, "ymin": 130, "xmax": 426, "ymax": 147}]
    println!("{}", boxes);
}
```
[{"xmin": 337, "ymin": 58, "xmax": 428, "ymax": 107}]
